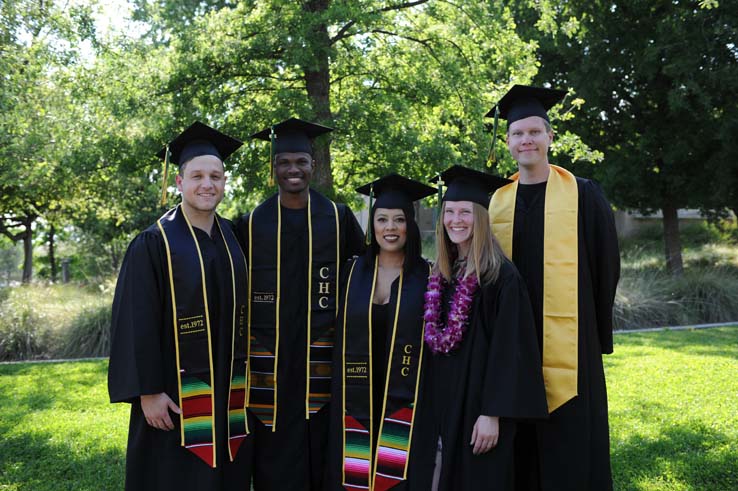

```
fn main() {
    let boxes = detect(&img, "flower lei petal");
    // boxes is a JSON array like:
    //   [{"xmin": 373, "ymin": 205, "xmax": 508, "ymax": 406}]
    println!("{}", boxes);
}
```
[{"xmin": 423, "ymin": 272, "xmax": 478, "ymax": 354}]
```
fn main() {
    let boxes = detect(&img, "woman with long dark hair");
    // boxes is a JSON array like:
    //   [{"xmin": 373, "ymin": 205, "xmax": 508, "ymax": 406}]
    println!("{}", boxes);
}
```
[
  {"xmin": 425, "ymin": 166, "xmax": 548, "ymax": 490},
  {"xmin": 326, "ymin": 174, "xmax": 437, "ymax": 491}
]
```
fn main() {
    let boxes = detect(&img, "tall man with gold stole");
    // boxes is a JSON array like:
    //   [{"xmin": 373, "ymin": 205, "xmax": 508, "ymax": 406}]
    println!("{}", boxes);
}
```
[
  {"xmin": 235, "ymin": 118, "xmax": 365, "ymax": 490},
  {"xmin": 108, "ymin": 122, "xmax": 252, "ymax": 491},
  {"xmin": 487, "ymin": 86, "xmax": 620, "ymax": 491}
]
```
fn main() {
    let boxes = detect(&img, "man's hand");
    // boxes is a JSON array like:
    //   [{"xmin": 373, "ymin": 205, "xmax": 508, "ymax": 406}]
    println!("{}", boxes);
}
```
[
  {"xmin": 141, "ymin": 392, "xmax": 182, "ymax": 431},
  {"xmin": 470, "ymin": 415, "xmax": 499, "ymax": 455}
]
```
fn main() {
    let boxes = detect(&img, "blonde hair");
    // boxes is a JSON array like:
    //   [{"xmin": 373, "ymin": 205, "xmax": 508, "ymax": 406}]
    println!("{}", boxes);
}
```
[{"xmin": 433, "ymin": 202, "xmax": 505, "ymax": 286}]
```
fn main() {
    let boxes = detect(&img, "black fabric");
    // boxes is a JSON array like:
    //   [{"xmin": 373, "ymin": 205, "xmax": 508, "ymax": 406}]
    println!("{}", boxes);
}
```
[
  {"xmin": 156, "ymin": 121, "xmax": 242, "ymax": 166},
  {"xmin": 510, "ymin": 177, "xmax": 620, "ymax": 491},
  {"xmin": 234, "ymin": 191, "xmax": 365, "ymax": 490},
  {"xmin": 325, "ymin": 256, "xmax": 436, "ymax": 491},
  {"xmin": 108, "ymin": 217, "xmax": 252, "ymax": 491},
  {"xmin": 422, "ymin": 260, "xmax": 548, "ymax": 491}
]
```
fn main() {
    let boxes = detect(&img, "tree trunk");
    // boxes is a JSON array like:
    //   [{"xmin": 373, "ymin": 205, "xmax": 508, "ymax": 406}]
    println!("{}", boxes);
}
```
[
  {"xmin": 662, "ymin": 201, "xmax": 683, "ymax": 276},
  {"xmin": 48, "ymin": 224, "xmax": 57, "ymax": 282},
  {"xmin": 303, "ymin": 0, "xmax": 334, "ymax": 196},
  {"xmin": 21, "ymin": 216, "xmax": 34, "ymax": 284}
]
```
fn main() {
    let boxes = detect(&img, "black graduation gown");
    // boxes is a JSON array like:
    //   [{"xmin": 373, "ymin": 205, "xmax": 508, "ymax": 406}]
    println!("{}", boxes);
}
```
[
  {"xmin": 425, "ymin": 260, "xmax": 548, "ymax": 491},
  {"xmin": 108, "ymin": 221, "xmax": 253, "ymax": 491},
  {"xmin": 235, "ymin": 198, "xmax": 365, "ymax": 491},
  {"xmin": 325, "ymin": 257, "xmax": 436, "ymax": 491},
  {"xmin": 511, "ymin": 178, "xmax": 620, "ymax": 491}
]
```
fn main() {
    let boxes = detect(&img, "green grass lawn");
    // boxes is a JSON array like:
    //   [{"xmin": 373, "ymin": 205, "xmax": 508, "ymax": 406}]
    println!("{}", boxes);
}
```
[{"xmin": 0, "ymin": 328, "xmax": 736, "ymax": 490}]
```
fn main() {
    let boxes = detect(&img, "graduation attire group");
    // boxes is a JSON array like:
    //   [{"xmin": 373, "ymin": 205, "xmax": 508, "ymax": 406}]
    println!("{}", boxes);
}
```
[{"xmin": 108, "ymin": 85, "xmax": 620, "ymax": 491}]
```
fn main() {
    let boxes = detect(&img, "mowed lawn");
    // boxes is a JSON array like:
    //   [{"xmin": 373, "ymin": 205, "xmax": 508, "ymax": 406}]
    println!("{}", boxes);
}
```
[{"xmin": 0, "ymin": 328, "xmax": 736, "ymax": 490}]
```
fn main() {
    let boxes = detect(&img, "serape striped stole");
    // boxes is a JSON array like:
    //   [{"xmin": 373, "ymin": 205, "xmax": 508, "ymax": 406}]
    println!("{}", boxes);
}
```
[
  {"xmin": 246, "ymin": 189, "xmax": 340, "ymax": 431},
  {"xmin": 157, "ymin": 206, "xmax": 249, "ymax": 467},
  {"xmin": 341, "ymin": 257, "xmax": 429, "ymax": 490}
]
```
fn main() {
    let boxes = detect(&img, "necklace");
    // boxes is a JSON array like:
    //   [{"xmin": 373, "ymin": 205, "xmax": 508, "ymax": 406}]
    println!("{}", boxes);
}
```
[{"xmin": 423, "ymin": 271, "xmax": 478, "ymax": 354}]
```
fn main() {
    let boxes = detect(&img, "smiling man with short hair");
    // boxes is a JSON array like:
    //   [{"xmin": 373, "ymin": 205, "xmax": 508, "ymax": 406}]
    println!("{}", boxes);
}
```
[
  {"xmin": 235, "ymin": 118, "xmax": 365, "ymax": 490},
  {"xmin": 108, "ymin": 122, "xmax": 252, "ymax": 491}
]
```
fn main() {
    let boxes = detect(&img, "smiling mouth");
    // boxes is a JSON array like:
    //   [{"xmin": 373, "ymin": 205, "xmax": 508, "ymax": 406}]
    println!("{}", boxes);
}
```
[{"xmin": 383, "ymin": 235, "xmax": 400, "ymax": 241}]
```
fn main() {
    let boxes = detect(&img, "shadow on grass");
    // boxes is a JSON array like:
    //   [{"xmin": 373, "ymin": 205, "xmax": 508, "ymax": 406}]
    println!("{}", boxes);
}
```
[
  {"xmin": 619, "ymin": 328, "xmax": 738, "ymax": 361},
  {"xmin": 0, "ymin": 430, "xmax": 125, "ymax": 491},
  {"xmin": 612, "ymin": 421, "xmax": 738, "ymax": 491}
]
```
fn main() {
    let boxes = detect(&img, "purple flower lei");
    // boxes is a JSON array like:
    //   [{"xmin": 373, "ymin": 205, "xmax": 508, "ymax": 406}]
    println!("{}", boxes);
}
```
[{"xmin": 423, "ymin": 271, "xmax": 478, "ymax": 354}]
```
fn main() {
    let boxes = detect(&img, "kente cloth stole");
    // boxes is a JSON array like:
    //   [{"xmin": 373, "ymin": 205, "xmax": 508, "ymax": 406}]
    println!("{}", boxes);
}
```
[
  {"xmin": 246, "ymin": 189, "xmax": 340, "ymax": 431},
  {"xmin": 157, "ymin": 206, "xmax": 249, "ymax": 468},
  {"xmin": 341, "ymin": 258, "xmax": 429, "ymax": 491},
  {"xmin": 488, "ymin": 164, "xmax": 579, "ymax": 412}
]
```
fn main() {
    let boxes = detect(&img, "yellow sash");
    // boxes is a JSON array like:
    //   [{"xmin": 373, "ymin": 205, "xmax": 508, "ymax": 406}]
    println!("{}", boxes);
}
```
[{"xmin": 488, "ymin": 164, "xmax": 578, "ymax": 412}]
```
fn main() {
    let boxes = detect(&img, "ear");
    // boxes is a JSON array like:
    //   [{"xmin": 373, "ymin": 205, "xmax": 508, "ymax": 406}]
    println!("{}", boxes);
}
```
[
  {"xmin": 175, "ymin": 173, "xmax": 184, "ymax": 193},
  {"xmin": 311, "ymin": 159, "xmax": 316, "ymax": 170}
]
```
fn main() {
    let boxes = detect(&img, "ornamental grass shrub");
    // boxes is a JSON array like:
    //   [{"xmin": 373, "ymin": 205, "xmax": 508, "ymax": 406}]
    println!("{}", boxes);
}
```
[
  {"xmin": 0, "ymin": 298, "xmax": 52, "ymax": 361},
  {"xmin": 59, "ymin": 304, "xmax": 112, "ymax": 358}
]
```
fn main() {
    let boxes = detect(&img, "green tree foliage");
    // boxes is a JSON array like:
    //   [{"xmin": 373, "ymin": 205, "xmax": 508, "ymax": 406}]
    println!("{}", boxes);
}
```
[
  {"xmin": 129, "ymin": 0, "xmax": 600, "ymax": 208},
  {"xmin": 509, "ymin": 0, "xmax": 738, "ymax": 275}
]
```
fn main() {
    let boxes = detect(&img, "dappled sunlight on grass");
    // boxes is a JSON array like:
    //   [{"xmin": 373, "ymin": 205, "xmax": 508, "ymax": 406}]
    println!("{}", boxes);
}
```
[
  {"xmin": 607, "ymin": 328, "xmax": 738, "ymax": 490},
  {"xmin": 0, "ymin": 360, "xmax": 128, "ymax": 490}
]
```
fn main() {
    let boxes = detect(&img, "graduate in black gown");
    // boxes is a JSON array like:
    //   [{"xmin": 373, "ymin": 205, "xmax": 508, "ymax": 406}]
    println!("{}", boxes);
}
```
[
  {"xmin": 108, "ymin": 122, "xmax": 253, "ymax": 491},
  {"xmin": 326, "ymin": 174, "xmax": 437, "ymax": 491},
  {"xmin": 234, "ymin": 118, "xmax": 365, "ymax": 490},
  {"xmin": 424, "ymin": 165, "xmax": 549, "ymax": 491},
  {"xmin": 487, "ymin": 85, "xmax": 621, "ymax": 491}
]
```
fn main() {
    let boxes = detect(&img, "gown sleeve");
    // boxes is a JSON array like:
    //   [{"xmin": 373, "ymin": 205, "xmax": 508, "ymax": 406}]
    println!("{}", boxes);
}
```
[
  {"xmin": 479, "ymin": 262, "xmax": 549, "ymax": 419},
  {"xmin": 107, "ymin": 231, "xmax": 167, "ymax": 404},
  {"xmin": 581, "ymin": 180, "xmax": 620, "ymax": 354},
  {"xmin": 339, "ymin": 203, "xmax": 367, "ymax": 259},
  {"xmin": 233, "ymin": 212, "xmax": 251, "ymax": 260}
]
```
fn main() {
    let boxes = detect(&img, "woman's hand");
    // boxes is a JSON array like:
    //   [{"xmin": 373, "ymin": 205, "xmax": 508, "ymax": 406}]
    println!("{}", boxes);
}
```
[
  {"xmin": 470, "ymin": 415, "xmax": 499, "ymax": 455},
  {"xmin": 141, "ymin": 392, "xmax": 182, "ymax": 431}
]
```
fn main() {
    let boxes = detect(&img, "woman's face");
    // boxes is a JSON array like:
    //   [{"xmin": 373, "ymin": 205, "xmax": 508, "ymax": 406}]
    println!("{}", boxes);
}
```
[
  {"xmin": 373, "ymin": 208, "xmax": 407, "ymax": 253},
  {"xmin": 443, "ymin": 200, "xmax": 474, "ymax": 250}
]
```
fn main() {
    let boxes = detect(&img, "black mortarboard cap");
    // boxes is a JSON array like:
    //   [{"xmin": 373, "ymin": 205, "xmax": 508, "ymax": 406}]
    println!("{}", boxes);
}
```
[
  {"xmin": 251, "ymin": 117, "xmax": 333, "ymax": 155},
  {"xmin": 356, "ymin": 173, "xmax": 435, "ymax": 245},
  {"xmin": 156, "ymin": 121, "xmax": 242, "ymax": 167},
  {"xmin": 485, "ymin": 84, "xmax": 567, "ymax": 124},
  {"xmin": 356, "ymin": 174, "xmax": 436, "ymax": 209},
  {"xmin": 431, "ymin": 165, "xmax": 510, "ymax": 207}
]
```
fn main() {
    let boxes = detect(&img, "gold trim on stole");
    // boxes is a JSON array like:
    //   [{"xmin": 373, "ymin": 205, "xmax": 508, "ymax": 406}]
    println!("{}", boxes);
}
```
[
  {"xmin": 371, "ymin": 267, "xmax": 403, "ymax": 489},
  {"xmin": 341, "ymin": 261, "xmax": 359, "ymax": 486},
  {"xmin": 157, "ymin": 207, "xmax": 217, "ymax": 466},
  {"xmin": 489, "ymin": 165, "xmax": 579, "ymax": 412}
]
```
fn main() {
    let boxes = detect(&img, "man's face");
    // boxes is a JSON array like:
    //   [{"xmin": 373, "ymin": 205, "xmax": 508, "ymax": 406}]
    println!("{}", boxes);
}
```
[
  {"xmin": 274, "ymin": 152, "xmax": 314, "ymax": 194},
  {"xmin": 175, "ymin": 155, "xmax": 226, "ymax": 214},
  {"xmin": 506, "ymin": 116, "xmax": 554, "ymax": 170}
]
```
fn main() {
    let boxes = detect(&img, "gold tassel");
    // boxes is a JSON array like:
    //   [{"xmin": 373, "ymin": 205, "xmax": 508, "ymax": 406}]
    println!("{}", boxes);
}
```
[
  {"xmin": 487, "ymin": 106, "xmax": 500, "ymax": 166},
  {"xmin": 160, "ymin": 144, "xmax": 170, "ymax": 206},
  {"xmin": 268, "ymin": 126, "xmax": 276, "ymax": 186},
  {"xmin": 435, "ymin": 174, "xmax": 444, "ymax": 220},
  {"xmin": 365, "ymin": 183, "xmax": 374, "ymax": 246}
]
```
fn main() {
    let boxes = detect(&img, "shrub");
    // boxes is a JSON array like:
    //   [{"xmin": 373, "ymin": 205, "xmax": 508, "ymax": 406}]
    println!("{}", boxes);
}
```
[
  {"xmin": 0, "ymin": 304, "xmax": 52, "ymax": 361},
  {"xmin": 59, "ymin": 304, "xmax": 112, "ymax": 358}
]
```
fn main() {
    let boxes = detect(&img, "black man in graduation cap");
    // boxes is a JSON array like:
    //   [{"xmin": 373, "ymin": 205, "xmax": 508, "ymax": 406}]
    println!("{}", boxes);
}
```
[
  {"xmin": 234, "ymin": 117, "xmax": 365, "ymax": 490},
  {"xmin": 108, "ymin": 122, "xmax": 253, "ymax": 491},
  {"xmin": 420, "ymin": 165, "xmax": 547, "ymax": 491},
  {"xmin": 487, "ymin": 85, "xmax": 621, "ymax": 491},
  {"xmin": 325, "ymin": 174, "xmax": 437, "ymax": 491}
]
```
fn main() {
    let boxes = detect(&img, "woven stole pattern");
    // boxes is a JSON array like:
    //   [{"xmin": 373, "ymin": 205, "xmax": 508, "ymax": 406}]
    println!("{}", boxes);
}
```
[
  {"xmin": 489, "ymin": 165, "xmax": 579, "ymax": 411},
  {"xmin": 247, "ymin": 191, "xmax": 340, "ymax": 430},
  {"xmin": 247, "ymin": 335, "xmax": 276, "ymax": 426},
  {"xmin": 342, "ymin": 258, "xmax": 428, "ymax": 490},
  {"xmin": 179, "ymin": 375, "xmax": 216, "ymax": 465},
  {"xmin": 308, "ymin": 329, "xmax": 334, "ymax": 414},
  {"xmin": 374, "ymin": 407, "xmax": 414, "ymax": 490}
]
